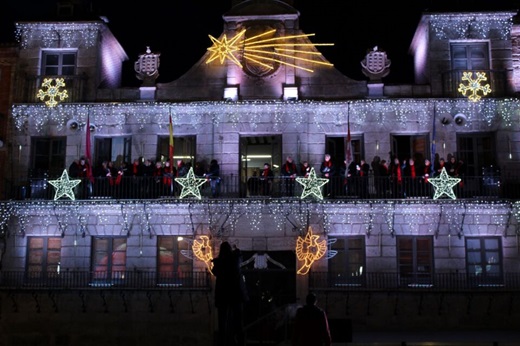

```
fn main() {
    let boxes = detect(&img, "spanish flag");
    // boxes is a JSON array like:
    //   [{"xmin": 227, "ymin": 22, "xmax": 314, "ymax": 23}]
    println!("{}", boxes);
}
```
[{"xmin": 169, "ymin": 113, "xmax": 174, "ymax": 165}]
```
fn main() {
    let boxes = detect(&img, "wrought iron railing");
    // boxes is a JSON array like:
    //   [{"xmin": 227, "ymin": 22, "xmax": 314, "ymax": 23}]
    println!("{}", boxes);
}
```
[
  {"xmin": 0, "ymin": 270, "xmax": 212, "ymax": 290},
  {"xmin": 13, "ymin": 74, "xmax": 88, "ymax": 104},
  {"xmin": 309, "ymin": 272, "xmax": 520, "ymax": 292},
  {"xmin": 7, "ymin": 172, "xmax": 518, "ymax": 201},
  {"xmin": 440, "ymin": 69, "xmax": 509, "ymax": 98}
]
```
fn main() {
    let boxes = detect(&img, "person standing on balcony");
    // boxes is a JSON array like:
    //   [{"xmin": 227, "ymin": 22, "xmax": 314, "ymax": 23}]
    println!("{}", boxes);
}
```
[
  {"xmin": 260, "ymin": 163, "xmax": 274, "ymax": 196},
  {"xmin": 320, "ymin": 154, "xmax": 337, "ymax": 198},
  {"xmin": 300, "ymin": 160, "xmax": 311, "ymax": 178},
  {"xmin": 205, "ymin": 159, "xmax": 221, "ymax": 198},
  {"xmin": 292, "ymin": 292, "xmax": 332, "ymax": 346},
  {"xmin": 281, "ymin": 156, "xmax": 298, "ymax": 196},
  {"xmin": 212, "ymin": 241, "xmax": 249, "ymax": 346}
]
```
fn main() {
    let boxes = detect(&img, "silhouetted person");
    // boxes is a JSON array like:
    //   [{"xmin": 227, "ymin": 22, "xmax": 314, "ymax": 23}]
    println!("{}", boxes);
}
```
[
  {"xmin": 292, "ymin": 292, "xmax": 331, "ymax": 346},
  {"xmin": 212, "ymin": 241, "xmax": 249, "ymax": 346}
]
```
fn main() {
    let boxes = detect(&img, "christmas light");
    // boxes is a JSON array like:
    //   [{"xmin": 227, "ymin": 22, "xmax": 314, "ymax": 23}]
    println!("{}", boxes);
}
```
[
  {"xmin": 296, "ymin": 227, "xmax": 327, "ymax": 275},
  {"xmin": 192, "ymin": 235, "xmax": 214, "ymax": 274},
  {"xmin": 458, "ymin": 71, "xmax": 491, "ymax": 102},
  {"xmin": 175, "ymin": 167, "xmax": 207, "ymax": 199},
  {"xmin": 48, "ymin": 169, "xmax": 81, "ymax": 201},
  {"xmin": 428, "ymin": 167, "xmax": 461, "ymax": 200},
  {"xmin": 36, "ymin": 78, "xmax": 68, "ymax": 108},
  {"xmin": 296, "ymin": 167, "xmax": 329, "ymax": 200},
  {"xmin": 206, "ymin": 29, "xmax": 333, "ymax": 73}
]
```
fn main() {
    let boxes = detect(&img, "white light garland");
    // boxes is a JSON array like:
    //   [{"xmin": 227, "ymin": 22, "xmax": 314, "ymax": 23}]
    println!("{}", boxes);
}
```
[{"xmin": 15, "ymin": 22, "xmax": 102, "ymax": 49}]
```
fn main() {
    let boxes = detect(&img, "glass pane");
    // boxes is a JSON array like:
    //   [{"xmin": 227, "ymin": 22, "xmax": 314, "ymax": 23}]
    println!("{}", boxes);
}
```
[
  {"xmin": 45, "ymin": 54, "xmax": 59, "ymax": 65},
  {"xmin": 62, "ymin": 53, "xmax": 76, "ymax": 65},
  {"xmin": 466, "ymin": 238, "xmax": 480, "ymax": 250},
  {"xmin": 467, "ymin": 252, "xmax": 481, "ymax": 264},
  {"xmin": 484, "ymin": 238, "xmax": 499, "ymax": 250}
]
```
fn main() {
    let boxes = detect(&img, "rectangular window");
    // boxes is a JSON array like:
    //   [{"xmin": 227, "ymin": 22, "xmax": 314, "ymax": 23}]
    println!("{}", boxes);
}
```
[
  {"xmin": 451, "ymin": 42, "xmax": 489, "ymax": 71},
  {"xmin": 328, "ymin": 236, "xmax": 365, "ymax": 286},
  {"xmin": 31, "ymin": 137, "xmax": 66, "ymax": 178},
  {"xmin": 465, "ymin": 236, "xmax": 503, "ymax": 286},
  {"xmin": 26, "ymin": 237, "xmax": 62, "ymax": 281},
  {"xmin": 91, "ymin": 237, "xmax": 127, "ymax": 285},
  {"xmin": 397, "ymin": 236, "xmax": 433, "ymax": 287},
  {"xmin": 457, "ymin": 132, "xmax": 496, "ymax": 177},
  {"xmin": 42, "ymin": 51, "xmax": 77, "ymax": 76},
  {"xmin": 157, "ymin": 236, "xmax": 193, "ymax": 286}
]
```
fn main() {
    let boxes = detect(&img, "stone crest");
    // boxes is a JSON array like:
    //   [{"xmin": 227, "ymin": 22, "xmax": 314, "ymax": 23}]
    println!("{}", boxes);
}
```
[
  {"xmin": 135, "ymin": 46, "xmax": 160, "ymax": 86},
  {"xmin": 361, "ymin": 46, "xmax": 391, "ymax": 81}
]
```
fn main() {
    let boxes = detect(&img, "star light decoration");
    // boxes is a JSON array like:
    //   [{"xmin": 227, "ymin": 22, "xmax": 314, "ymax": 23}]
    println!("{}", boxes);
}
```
[
  {"xmin": 175, "ymin": 167, "xmax": 207, "ymax": 199},
  {"xmin": 48, "ymin": 169, "xmax": 81, "ymax": 201},
  {"xmin": 206, "ymin": 29, "xmax": 333, "ymax": 73},
  {"xmin": 36, "ymin": 78, "xmax": 69, "ymax": 107},
  {"xmin": 428, "ymin": 167, "xmax": 461, "ymax": 200},
  {"xmin": 295, "ymin": 227, "xmax": 327, "ymax": 275},
  {"xmin": 296, "ymin": 167, "xmax": 329, "ymax": 200},
  {"xmin": 458, "ymin": 71, "xmax": 491, "ymax": 102}
]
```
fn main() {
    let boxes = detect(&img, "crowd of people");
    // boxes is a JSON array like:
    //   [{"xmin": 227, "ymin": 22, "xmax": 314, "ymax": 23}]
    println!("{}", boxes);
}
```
[
  {"xmin": 68, "ymin": 152, "xmax": 466, "ymax": 200},
  {"xmin": 68, "ymin": 157, "xmax": 221, "ymax": 199}
]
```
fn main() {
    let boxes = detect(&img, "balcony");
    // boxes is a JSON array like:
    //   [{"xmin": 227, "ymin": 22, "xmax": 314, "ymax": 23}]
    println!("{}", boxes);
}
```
[
  {"xmin": 6, "ymin": 172, "xmax": 519, "ymax": 201},
  {"xmin": 0, "ymin": 270, "xmax": 211, "ymax": 291},
  {"xmin": 13, "ymin": 74, "xmax": 88, "ymax": 104},
  {"xmin": 309, "ymin": 272, "xmax": 520, "ymax": 292},
  {"xmin": 440, "ymin": 69, "xmax": 509, "ymax": 98}
]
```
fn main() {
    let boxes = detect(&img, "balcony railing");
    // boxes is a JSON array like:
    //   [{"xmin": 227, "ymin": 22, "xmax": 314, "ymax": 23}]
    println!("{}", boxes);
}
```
[
  {"xmin": 0, "ymin": 270, "xmax": 211, "ymax": 290},
  {"xmin": 440, "ymin": 69, "xmax": 509, "ymax": 98},
  {"xmin": 7, "ymin": 172, "xmax": 518, "ymax": 201},
  {"xmin": 13, "ymin": 74, "xmax": 88, "ymax": 104},
  {"xmin": 309, "ymin": 272, "xmax": 520, "ymax": 292}
]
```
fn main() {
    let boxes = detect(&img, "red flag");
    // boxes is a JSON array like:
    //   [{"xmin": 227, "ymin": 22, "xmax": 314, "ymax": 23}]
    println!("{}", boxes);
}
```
[
  {"xmin": 345, "ymin": 114, "xmax": 353, "ymax": 167},
  {"xmin": 86, "ymin": 114, "xmax": 94, "ymax": 183},
  {"xmin": 169, "ymin": 113, "xmax": 174, "ymax": 164}
]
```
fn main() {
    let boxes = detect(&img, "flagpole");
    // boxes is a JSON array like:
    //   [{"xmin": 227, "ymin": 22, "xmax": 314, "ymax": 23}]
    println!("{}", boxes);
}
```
[
  {"xmin": 169, "ymin": 110, "xmax": 175, "ymax": 195},
  {"xmin": 431, "ymin": 102, "xmax": 436, "ymax": 176}
]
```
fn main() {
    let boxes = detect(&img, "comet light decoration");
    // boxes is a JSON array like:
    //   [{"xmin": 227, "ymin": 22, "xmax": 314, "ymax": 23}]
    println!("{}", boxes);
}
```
[
  {"xmin": 36, "ymin": 78, "xmax": 69, "ymax": 107},
  {"xmin": 458, "ymin": 71, "xmax": 491, "ymax": 102},
  {"xmin": 192, "ymin": 235, "xmax": 214, "ymax": 274},
  {"xmin": 206, "ymin": 29, "xmax": 334, "ymax": 73},
  {"xmin": 295, "ymin": 227, "xmax": 327, "ymax": 275},
  {"xmin": 428, "ymin": 167, "xmax": 461, "ymax": 200},
  {"xmin": 48, "ymin": 169, "xmax": 81, "ymax": 201}
]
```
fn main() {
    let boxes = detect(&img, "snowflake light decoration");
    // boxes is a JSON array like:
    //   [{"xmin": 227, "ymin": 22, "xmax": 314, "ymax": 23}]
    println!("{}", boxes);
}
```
[
  {"xmin": 458, "ymin": 71, "xmax": 491, "ymax": 102},
  {"xmin": 175, "ymin": 167, "xmax": 207, "ymax": 199},
  {"xmin": 36, "ymin": 78, "xmax": 69, "ymax": 107}
]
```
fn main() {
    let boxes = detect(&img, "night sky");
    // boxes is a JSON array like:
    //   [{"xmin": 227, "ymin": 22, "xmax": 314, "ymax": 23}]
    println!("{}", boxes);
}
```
[{"xmin": 1, "ymin": 0, "xmax": 518, "ymax": 87}]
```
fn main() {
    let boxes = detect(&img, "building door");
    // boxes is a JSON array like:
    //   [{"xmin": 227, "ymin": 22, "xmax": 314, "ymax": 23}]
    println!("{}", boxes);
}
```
[
  {"xmin": 391, "ymin": 134, "xmax": 428, "ymax": 163},
  {"xmin": 239, "ymin": 135, "xmax": 282, "ymax": 197}
]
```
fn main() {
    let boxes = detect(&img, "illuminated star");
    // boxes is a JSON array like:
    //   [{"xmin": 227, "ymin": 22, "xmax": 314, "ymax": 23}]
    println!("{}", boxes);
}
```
[
  {"xmin": 48, "ymin": 169, "xmax": 81, "ymax": 201},
  {"xmin": 296, "ymin": 167, "xmax": 329, "ymax": 200},
  {"xmin": 428, "ymin": 167, "xmax": 461, "ymax": 200},
  {"xmin": 175, "ymin": 167, "xmax": 207, "ymax": 199},
  {"xmin": 206, "ymin": 29, "xmax": 334, "ymax": 73}
]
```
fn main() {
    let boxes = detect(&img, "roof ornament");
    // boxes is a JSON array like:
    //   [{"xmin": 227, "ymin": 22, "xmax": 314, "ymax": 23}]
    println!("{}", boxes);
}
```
[
  {"xmin": 134, "ymin": 46, "xmax": 160, "ymax": 86},
  {"xmin": 361, "ymin": 46, "xmax": 391, "ymax": 82}
]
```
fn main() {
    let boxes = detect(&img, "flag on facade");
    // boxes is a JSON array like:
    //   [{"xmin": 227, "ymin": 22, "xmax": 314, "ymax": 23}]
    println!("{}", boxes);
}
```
[
  {"xmin": 85, "ymin": 114, "xmax": 94, "ymax": 183},
  {"xmin": 169, "ymin": 113, "xmax": 174, "ymax": 164},
  {"xmin": 345, "ymin": 113, "xmax": 353, "ymax": 169}
]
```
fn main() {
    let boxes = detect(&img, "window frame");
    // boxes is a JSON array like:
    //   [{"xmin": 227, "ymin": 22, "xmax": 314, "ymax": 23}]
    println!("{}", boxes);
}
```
[
  {"xmin": 397, "ymin": 235, "xmax": 434, "ymax": 287},
  {"xmin": 327, "ymin": 236, "xmax": 366, "ymax": 287},
  {"xmin": 41, "ymin": 50, "xmax": 77, "ymax": 76},
  {"xmin": 157, "ymin": 236, "xmax": 193, "ymax": 287},
  {"xmin": 26, "ymin": 236, "xmax": 62, "ymax": 282},
  {"xmin": 91, "ymin": 237, "xmax": 127, "ymax": 286},
  {"xmin": 465, "ymin": 236, "xmax": 503, "ymax": 286}
]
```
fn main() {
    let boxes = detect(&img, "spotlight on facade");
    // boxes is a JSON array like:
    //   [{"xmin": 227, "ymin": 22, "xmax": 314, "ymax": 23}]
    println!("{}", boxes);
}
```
[
  {"xmin": 440, "ymin": 116, "xmax": 451, "ymax": 125},
  {"xmin": 453, "ymin": 113, "xmax": 467, "ymax": 126},
  {"xmin": 89, "ymin": 123, "xmax": 96, "ymax": 132},
  {"xmin": 67, "ymin": 119, "xmax": 79, "ymax": 131}
]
